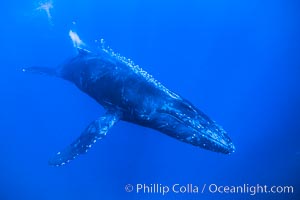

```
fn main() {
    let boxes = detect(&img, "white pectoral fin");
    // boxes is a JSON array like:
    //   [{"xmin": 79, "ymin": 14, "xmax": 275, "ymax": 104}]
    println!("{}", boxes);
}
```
[{"xmin": 49, "ymin": 111, "xmax": 120, "ymax": 166}]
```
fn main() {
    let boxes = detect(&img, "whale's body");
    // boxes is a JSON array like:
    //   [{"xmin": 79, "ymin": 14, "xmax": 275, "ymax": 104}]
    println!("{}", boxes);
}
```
[{"xmin": 25, "ymin": 47, "xmax": 235, "ymax": 166}]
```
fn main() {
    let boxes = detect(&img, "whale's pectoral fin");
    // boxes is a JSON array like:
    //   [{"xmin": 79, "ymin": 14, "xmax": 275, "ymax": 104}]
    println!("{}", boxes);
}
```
[{"xmin": 49, "ymin": 111, "xmax": 120, "ymax": 166}]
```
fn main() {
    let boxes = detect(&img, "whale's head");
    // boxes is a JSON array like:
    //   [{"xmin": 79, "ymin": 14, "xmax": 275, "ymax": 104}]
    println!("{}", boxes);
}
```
[
  {"xmin": 200, "ymin": 123, "xmax": 235, "ymax": 154},
  {"xmin": 153, "ymin": 99, "xmax": 235, "ymax": 155},
  {"xmin": 180, "ymin": 120, "xmax": 235, "ymax": 155}
]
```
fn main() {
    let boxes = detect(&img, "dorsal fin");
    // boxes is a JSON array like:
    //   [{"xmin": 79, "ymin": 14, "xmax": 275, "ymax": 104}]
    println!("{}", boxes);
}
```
[{"xmin": 77, "ymin": 47, "xmax": 91, "ymax": 56}]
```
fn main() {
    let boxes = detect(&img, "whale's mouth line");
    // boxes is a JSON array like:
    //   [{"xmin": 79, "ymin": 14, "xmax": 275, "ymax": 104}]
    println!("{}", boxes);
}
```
[{"xmin": 157, "ymin": 111, "xmax": 233, "ymax": 152}]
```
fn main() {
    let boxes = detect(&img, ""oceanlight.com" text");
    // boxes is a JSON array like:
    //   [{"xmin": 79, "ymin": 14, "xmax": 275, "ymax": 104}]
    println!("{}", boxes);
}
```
[{"xmin": 124, "ymin": 183, "xmax": 294, "ymax": 196}]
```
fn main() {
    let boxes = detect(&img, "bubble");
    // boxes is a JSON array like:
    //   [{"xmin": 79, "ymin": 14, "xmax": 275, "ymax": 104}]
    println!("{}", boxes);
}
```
[
  {"xmin": 36, "ymin": 1, "xmax": 54, "ymax": 25},
  {"xmin": 69, "ymin": 30, "xmax": 85, "ymax": 47}
]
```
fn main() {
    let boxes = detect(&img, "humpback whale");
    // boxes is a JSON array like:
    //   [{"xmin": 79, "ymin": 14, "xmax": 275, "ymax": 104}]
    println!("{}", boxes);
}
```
[{"xmin": 24, "ymin": 44, "xmax": 235, "ymax": 166}]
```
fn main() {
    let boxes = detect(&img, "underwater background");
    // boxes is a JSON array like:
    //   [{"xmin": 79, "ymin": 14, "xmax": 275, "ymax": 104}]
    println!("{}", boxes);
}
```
[{"xmin": 1, "ymin": 0, "xmax": 299, "ymax": 199}]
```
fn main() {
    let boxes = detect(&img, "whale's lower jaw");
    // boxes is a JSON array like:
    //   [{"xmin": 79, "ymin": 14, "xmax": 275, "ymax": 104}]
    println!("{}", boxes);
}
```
[
  {"xmin": 187, "ymin": 123, "xmax": 235, "ymax": 154},
  {"xmin": 188, "ymin": 134, "xmax": 235, "ymax": 154},
  {"xmin": 137, "ymin": 108, "xmax": 235, "ymax": 154},
  {"xmin": 157, "ymin": 123, "xmax": 235, "ymax": 155}
]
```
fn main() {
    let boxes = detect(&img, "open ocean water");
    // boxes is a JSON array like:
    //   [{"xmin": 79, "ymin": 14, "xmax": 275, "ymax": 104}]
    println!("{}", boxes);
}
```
[{"xmin": 0, "ymin": 0, "xmax": 299, "ymax": 200}]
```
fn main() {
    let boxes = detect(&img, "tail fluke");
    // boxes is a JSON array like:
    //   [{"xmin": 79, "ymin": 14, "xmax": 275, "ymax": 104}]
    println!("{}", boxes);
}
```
[{"xmin": 22, "ymin": 66, "xmax": 57, "ymax": 76}]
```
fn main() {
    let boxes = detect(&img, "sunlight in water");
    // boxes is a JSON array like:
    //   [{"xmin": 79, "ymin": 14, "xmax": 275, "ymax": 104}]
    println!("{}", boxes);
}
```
[{"xmin": 36, "ymin": 1, "xmax": 53, "ymax": 23}]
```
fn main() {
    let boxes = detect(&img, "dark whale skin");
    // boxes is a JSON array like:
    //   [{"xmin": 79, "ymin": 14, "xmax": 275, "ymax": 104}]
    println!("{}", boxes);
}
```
[
  {"xmin": 58, "ymin": 49, "xmax": 235, "ymax": 154},
  {"xmin": 24, "ymin": 47, "xmax": 235, "ymax": 166}
]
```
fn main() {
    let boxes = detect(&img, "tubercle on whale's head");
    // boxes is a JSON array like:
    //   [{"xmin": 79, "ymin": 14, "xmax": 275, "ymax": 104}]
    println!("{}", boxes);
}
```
[
  {"xmin": 200, "ymin": 124, "xmax": 235, "ymax": 154},
  {"xmin": 217, "ymin": 140, "xmax": 235, "ymax": 154}
]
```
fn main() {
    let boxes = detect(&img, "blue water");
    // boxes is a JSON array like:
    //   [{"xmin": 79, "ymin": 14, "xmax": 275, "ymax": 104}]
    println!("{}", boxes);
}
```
[{"xmin": 1, "ymin": 0, "xmax": 299, "ymax": 199}]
